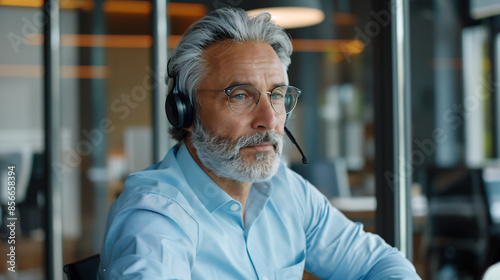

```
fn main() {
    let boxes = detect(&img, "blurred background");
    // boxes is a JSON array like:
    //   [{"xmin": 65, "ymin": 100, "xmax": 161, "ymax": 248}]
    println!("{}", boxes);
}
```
[{"xmin": 0, "ymin": 0, "xmax": 500, "ymax": 279}]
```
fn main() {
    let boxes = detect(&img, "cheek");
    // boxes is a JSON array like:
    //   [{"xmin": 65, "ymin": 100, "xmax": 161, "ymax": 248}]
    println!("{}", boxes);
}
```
[
  {"xmin": 277, "ymin": 115, "xmax": 287, "ymax": 130},
  {"xmin": 221, "ymin": 117, "xmax": 251, "ymax": 137},
  {"xmin": 197, "ymin": 99, "xmax": 229, "ymax": 124},
  {"xmin": 199, "ymin": 107, "xmax": 245, "ymax": 135}
]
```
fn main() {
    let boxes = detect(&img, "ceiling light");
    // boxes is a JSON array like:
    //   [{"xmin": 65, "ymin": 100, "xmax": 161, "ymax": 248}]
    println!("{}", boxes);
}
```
[{"xmin": 245, "ymin": 0, "xmax": 325, "ymax": 29}]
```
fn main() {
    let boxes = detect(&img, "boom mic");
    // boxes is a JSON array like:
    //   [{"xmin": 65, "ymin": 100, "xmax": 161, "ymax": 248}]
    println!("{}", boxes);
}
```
[{"xmin": 284, "ymin": 126, "xmax": 308, "ymax": 165}]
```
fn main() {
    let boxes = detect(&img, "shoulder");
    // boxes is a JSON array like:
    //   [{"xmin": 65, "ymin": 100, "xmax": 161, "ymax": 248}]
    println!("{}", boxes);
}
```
[
  {"xmin": 114, "ymin": 168, "xmax": 191, "ymax": 213},
  {"xmin": 105, "ymin": 159, "xmax": 202, "ymax": 241},
  {"xmin": 99, "ymin": 168, "xmax": 201, "ymax": 278}
]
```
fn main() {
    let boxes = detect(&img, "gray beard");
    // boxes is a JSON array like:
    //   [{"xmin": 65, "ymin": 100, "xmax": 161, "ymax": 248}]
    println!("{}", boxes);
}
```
[{"xmin": 190, "ymin": 122, "xmax": 283, "ymax": 183}]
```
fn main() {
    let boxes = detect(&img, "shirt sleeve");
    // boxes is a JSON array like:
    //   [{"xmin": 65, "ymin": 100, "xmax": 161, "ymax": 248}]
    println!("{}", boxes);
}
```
[
  {"xmin": 301, "ymin": 180, "xmax": 421, "ymax": 280},
  {"xmin": 98, "ymin": 194, "xmax": 198, "ymax": 280}
]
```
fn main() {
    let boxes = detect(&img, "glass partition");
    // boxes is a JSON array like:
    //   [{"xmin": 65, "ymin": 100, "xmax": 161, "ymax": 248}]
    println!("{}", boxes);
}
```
[
  {"xmin": 0, "ymin": 3, "xmax": 47, "ymax": 278},
  {"xmin": 410, "ymin": 0, "xmax": 500, "ymax": 279}
]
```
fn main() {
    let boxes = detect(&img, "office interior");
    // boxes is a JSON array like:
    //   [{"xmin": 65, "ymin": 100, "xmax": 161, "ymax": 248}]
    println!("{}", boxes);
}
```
[{"xmin": 0, "ymin": 0, "xmax": 500, "ymax": 279}]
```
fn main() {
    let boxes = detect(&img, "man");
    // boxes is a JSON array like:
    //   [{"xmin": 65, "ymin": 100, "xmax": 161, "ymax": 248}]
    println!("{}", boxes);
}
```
[{"xmin": 98, "ymin": 7, "xmax": 421, "ymax": 280}]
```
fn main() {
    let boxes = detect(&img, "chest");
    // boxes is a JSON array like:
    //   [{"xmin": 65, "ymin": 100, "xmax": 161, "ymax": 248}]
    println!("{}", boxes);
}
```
[{"xmin": 191, "ymin": 202, "xmax": 306, "ymax": 280}]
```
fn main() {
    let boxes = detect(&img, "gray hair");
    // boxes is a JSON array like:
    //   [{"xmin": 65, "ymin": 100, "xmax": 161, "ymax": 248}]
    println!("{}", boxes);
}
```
[{"xmin": 167, "ymin": 7, "xmax": 293, "ymax": 142}]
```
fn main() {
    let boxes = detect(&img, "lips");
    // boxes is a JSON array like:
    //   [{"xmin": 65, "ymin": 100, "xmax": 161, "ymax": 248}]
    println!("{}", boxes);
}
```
[
  {"xmin": 248, "ymin": 142, "xmax": 272, "ymax": 147},
  {"xmin": 244, "ymin": 142, "xmax": 274, "ymax": 152}
]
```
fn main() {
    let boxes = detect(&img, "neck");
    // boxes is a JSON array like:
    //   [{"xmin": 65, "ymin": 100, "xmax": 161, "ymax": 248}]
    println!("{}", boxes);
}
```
[{"xmin": 184, "ymin": 136, "xmax": 252, "ymax": 216}]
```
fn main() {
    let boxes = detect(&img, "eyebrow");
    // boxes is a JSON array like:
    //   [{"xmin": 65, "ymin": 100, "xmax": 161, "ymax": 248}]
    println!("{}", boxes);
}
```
[{"xmin": 225, "ymin": 81, "xmax": 288, "ymax": 90}]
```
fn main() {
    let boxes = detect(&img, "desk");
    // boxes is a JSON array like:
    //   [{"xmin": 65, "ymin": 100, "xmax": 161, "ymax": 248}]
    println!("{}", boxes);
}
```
[
  {"xmin": 330, "ymin": 195, "xmax": 428, "ymax": 215},
  {"xmin": 330, "ymin": 195, "xmax": 428, "ymax": 230}
]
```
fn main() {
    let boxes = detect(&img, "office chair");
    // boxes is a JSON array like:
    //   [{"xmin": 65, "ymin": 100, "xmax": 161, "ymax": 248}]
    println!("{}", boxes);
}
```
[
  {"xmin": 425, "ymin": 167, "xmax": 490, "ymax": 280},
  {"xmin": 0, "ymin": 150, "xmax": 45, "ymax": 238},
  {"xmin": 18, "ymin": 153, "xmax": 45, "ymax": 235},
  {"xmin": 63, "ymin": 254, "xmax": 100, "ymax": 280}
]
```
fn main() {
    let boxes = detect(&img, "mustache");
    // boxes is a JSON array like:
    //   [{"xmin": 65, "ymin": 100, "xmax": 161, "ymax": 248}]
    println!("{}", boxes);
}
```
[
  {"xmin": 234, "ymin": 131, "xmax": 282, "ymax": 151},
  {"xmin": 191, "ymin": 121, "xmax": 283, "ymax": 158}
]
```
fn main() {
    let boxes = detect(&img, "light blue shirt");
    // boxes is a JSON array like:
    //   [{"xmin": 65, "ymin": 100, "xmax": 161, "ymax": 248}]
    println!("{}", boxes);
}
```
[{"xmin": 98, "ymin": 143, "xmax": 420, "ymax": 279}]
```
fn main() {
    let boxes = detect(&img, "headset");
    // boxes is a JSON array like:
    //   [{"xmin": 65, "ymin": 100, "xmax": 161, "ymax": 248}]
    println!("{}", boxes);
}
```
[
  {"xmin": 165, "ymin": 74, "xmax": 194, "ymax": 129},
  {"xmin": 165, "ymin": 71, "xmax": 307, "ymax": 164}
]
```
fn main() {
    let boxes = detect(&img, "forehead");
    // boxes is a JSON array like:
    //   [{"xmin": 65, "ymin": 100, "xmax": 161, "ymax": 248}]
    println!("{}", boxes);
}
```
[{"xmin": 201, "ymin": 41, "xmax": 286, "ymax": 85}]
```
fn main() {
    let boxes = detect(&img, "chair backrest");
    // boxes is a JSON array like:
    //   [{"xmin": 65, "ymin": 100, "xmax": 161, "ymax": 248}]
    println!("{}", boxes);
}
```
[{"xmin": 63, "ymin": 254, "xmax": 100, "ymax": 280}]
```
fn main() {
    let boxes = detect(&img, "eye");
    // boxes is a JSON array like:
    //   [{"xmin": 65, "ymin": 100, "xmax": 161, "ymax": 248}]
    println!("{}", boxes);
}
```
[
  {"xmin": 232, "ymin": 93, "xmax": 247, "ymax": 100},
  {"xmin": 230, "ymin": 90, "xmax": 250, "ymax": 100},
  {"xmin": 271, "ymin": 92, "xmax": 284, "ymax": 100},
  {"xmin": 271, "ymin": 87, "xmax": 287, "ymax": 100}
]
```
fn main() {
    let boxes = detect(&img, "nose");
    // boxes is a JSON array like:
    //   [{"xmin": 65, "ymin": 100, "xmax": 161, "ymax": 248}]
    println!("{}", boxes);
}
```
[{"xmin": 251, "ymin": 93, "xmax": 278, "ymax": 130}]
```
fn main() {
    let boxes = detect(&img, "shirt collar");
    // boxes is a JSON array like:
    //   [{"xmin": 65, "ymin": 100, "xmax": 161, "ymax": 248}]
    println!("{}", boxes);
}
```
[
  {"xmin": 252, "ymin": 181, "xmax": 273, "ymax": 197},
  {"xmin": 175, "ymin": 143, "xmax": 234, "ymax": 213}
]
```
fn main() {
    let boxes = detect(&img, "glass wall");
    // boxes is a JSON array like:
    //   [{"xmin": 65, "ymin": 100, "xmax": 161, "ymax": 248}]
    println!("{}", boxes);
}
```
[
  {"xmin": 1, "ymin": 3, "xmax": 49, "ymax": 278},
  {"xmin": 410, "ymin": 0, "xmax": 500, "ymax": 279}
]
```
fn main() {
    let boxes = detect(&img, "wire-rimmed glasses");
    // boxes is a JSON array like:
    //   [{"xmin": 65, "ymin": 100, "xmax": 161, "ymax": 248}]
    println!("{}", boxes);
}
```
[{"xmin": 197, "ymin": 84, "xmax": 301, "ymax": 115}]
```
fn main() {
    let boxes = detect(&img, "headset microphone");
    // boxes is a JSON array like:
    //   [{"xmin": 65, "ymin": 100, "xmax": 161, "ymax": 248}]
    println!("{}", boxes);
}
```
[{"xmin": 284, "ymin": 126, "xmax": 307, "ymax": 165}]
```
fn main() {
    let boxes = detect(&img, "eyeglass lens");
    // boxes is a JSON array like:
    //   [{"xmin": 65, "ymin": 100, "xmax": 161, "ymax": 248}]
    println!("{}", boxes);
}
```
[{"xmin": 227, "ymin": 85, "xmax": 299, "ymax": 115}]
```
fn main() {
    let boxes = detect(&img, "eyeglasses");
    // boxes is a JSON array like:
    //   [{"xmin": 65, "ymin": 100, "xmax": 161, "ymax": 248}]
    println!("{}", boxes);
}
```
[{"xmin": 197, "ymin": 84, "xmax": 301, "ymax": 115}]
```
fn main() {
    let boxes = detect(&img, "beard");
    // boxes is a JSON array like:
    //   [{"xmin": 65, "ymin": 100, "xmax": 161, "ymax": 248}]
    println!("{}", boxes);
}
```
[{"xmin": 190, "ymin": 122, "xmax": 283, "ymax": 183}]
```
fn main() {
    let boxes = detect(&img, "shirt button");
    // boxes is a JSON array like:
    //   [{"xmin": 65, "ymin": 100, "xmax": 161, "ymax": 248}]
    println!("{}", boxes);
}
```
[
  {"xmin": 230, "ymin": 204, "xmax": 239, "ymax": 211},
  {"xmin": 263, "ymin": 276, "xmax": 269, "ymax": 280}
]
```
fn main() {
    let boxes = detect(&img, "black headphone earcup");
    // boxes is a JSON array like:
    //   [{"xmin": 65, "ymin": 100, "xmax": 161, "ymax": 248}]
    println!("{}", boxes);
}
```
[
  {"xmin": 165, "ymin": 76, "xmax": 194, "ymax": 129},
  {"xmin": 165, "ymin": 93, "xmax": 180, "ymax": 128}
]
